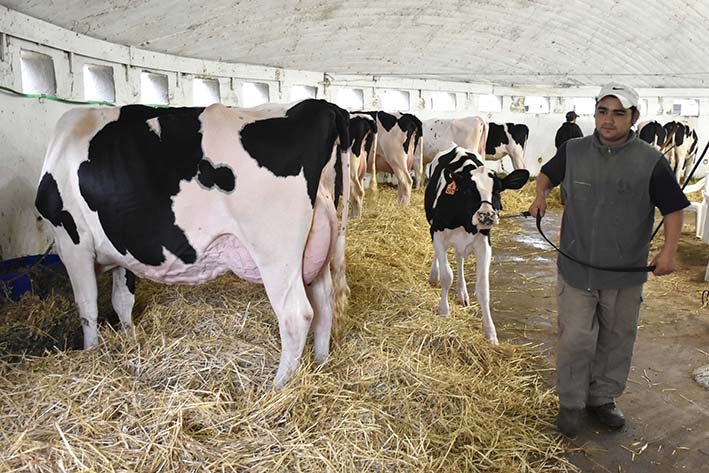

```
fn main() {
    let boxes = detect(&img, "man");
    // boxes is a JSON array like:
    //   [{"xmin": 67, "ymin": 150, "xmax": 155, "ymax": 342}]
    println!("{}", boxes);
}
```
[
  {"xmin": 555, "ymin": 111, "xmax": 584, "ymax": 204},
  {"xmin": 555, "ymin": 110, "xmax": 584, "ymax": 150},
  {"xmin": 528, "ymin": 83, "xmax": 689, "ymax": 437}
]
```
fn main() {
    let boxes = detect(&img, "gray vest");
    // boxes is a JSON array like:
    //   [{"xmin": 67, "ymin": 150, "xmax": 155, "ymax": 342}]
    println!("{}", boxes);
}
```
[{"xmin": 559, "ymin": 131, "xmax": 663, "ymax": 289}]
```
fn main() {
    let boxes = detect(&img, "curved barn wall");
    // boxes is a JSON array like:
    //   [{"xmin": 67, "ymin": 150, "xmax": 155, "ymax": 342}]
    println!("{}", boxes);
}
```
[{"xmin": 1, "ymin": 6, "xmax": 708, "ymax": 260}]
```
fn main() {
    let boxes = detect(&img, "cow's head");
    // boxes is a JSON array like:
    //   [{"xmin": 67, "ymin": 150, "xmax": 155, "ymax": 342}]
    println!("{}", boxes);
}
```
[{"xmin": 445, "ymin": 164, "xmax": 529, "ymax": 230}]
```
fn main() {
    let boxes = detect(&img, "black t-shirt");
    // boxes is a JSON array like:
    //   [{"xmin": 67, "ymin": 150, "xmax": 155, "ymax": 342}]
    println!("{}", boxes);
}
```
[
  {"xmin": 555, "ymin": 122, "xmax": 584, "ymax": 149},
  {"xmin": 542, "ymin": 141, "xmax": 690, "ymax": 216}
]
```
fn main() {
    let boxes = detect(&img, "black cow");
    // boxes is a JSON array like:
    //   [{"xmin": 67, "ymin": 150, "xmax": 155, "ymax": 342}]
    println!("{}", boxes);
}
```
[{"xmin": 424, "ymin": 146, "xmax": 529, "ymax": 344}]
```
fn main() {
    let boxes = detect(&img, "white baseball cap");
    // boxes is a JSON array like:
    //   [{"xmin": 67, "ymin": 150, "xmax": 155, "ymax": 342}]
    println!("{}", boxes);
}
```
[{"xmin": 596, "ymin": 83, "xmax": 640, "ymax": 109}]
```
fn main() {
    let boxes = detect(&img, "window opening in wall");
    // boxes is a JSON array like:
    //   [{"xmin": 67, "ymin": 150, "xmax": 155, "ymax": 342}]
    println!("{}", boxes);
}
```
[
  {"xmin": 431, "ymin": 92, "xmax": 456, "ymax": 112},
  {"xmin": 20, "ymin": 50, "xmax": 56, "ymax": 95},
  {"xmin": 638, "ymin": 98, "xmax": 648, "ymax": 116},
  {"xmin": 242, "ymin": 82, "xmax": 269, "ymax": 107},
  {"xmin": 140, "ymin": 71, "xmax": 169, "ymax": 105},
  {"xmin": 479, "ymin": 94, "xmax": 502, "ymax": 113},
  {"xmin": 572, "ymin": 97, "xmax": 595, "ymax": 115},
  {"xmin": 193, "ymin": 78, "xmax": 220, "ymax": 106},
  {"xmin": 83, "ymin": 64, "xmax": 115, "ymax": 103},
  {"xmin": 524, "ymin": 96, "xmax": 550, "ymax": 113},
  {"xmin": 672, "ymin": 98, "xmax": 699, "ymax": 117},
  {"xmin": 381, "ymin": 89, "xmax": 410, "ymax": 111},
  {"xmin": 289, "ymin": 85, "xmax": 317, "ymax": 102},
  {"xmin": 334, "ymin": 88, "xmax": 364, "ymax": 110}
]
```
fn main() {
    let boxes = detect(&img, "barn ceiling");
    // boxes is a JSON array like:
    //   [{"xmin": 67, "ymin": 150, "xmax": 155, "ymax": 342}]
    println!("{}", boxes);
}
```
[{"xmin": 2, "ymin": 0, "xmax": 709, "ymax": 89}]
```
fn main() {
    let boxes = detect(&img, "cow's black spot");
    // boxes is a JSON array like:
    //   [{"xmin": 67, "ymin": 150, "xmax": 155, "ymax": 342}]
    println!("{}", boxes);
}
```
[
  {"xmin": 349, "ymin": 116, "xmax": 376, "ymax": 157},
  {"xmin": 364, "ymin": 129, "xmax": 375, "ymax": 157},
  {"xmin": 486, "ymin": 123, "xmax": 509, "ymax": 155},
  {"xmin": 198, "ymin": 159, "xmax": 236, "ymax": 192},
  {"xmin": 240, "ymin": 99, "xmax": 350, "ymax": 206},
  {"xmin": 377, "ymin": 111, "xmax": 397, "ymax": 131},
  {"xmin": 125, "ymin": 269, "xmax": 136, "ymax": 295},
  {"xmin": 639, "ymin": 121, "xmax": 665, "ymax": 146},
  {"xmin": 506, "ymin": 123, "xmax": 529, "ymax": 148},
  {"xmin": 397, "ymin": 113, "xmax": 423, "ymax": 154},
  {"xmin": 35, "ymin": 172, "xmax": 80, "ymax": 244},
  {"xmin": 79, "ymin": 105, "xmax": 207, "ymax": 266}
]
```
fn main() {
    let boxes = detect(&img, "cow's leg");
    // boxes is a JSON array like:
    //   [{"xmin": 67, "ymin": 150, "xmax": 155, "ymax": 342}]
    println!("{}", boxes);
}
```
[
  {"xmin": 429, "ymin": 257, "xmax": 440, "ymax": 286},
  {"xmin": 509, "ymin": 149, "xmax": 526, "ymax": 170},
  {"xmin": 676, "ymin": 153, "xmax": 686, "ymax": 184},
  {"xmin": 412, "ymin": 145, "xmax": 424, "ymax": 189},
  {"xmin": 111, "ymin": 267, "xmax": 136, "ymax": 331},
  {"xmin": 433, "ymin": 234, "xmax": 453, "ymax": 316},
  {"xmin": 391, "ymin": 159, "xmax": 413, "ymax": 206},
  {"xmin": 455, "ymin": 250, "xmax": 470, "ymax": 306},
  {"xmin": 349, "ymin": 160, "xmax": 365, "ymax": 219},
  {"xmin": 56, "ymin": 238, "xmax": 100, "ymax": 348},
  {"xmin": 307, "ymin": 265, "xmax": 333, "ymax": 365},
  {"xmin": 366, "ymin": 151, "xmax": 378, "ymax": 194},
  {"xmin": 260, "ymin": 266, "xmax": 314, "ymax": 388},
  {"xmin": 473, "ymin": 236, "xmax": 498, "ymax": 344}
]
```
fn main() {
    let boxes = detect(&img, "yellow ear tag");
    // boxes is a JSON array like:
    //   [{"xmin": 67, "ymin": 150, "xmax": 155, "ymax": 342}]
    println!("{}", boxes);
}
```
[{"xmin": 445, "ymin": 180, "xmax": 457, "ymax": 195}]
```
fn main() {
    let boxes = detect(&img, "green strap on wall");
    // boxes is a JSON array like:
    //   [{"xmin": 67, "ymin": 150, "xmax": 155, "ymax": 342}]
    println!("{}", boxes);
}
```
[
  {"xmin": 0, "ymin": 84, "xmax": 115, "ymax": 106},
  {"xmin": 0, "ymin": 84, "xmax": 171, "ymax": 108}
]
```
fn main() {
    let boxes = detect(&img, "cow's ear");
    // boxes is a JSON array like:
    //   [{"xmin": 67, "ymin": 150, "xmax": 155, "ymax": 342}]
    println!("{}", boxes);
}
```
[{"xmin": 500, "ymin": 169, "xmax": 530, "ymax": 190}]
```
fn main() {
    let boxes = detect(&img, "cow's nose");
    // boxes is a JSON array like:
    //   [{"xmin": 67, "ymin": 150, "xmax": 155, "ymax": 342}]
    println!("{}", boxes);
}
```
[{"xmin": 477, "ymin": 211, "xmax": 497, "ymax": 226}]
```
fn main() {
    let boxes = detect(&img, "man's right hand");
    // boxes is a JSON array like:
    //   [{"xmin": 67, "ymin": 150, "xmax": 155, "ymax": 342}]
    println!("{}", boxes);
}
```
[{"xmin": 528, "ymin": 196, "xmax": 547, "ymax": 218}]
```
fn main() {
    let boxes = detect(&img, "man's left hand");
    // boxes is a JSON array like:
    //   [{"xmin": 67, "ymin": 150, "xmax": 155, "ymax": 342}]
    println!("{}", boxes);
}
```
[{"xmin": 650, "ymin": 249, "xmax": 677, "ymax": 276}]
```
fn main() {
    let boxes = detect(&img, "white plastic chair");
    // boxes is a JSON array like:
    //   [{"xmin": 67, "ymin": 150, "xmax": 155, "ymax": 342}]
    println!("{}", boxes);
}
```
[
  {"xmin": 683, "ymin": 173, "xmax": 708, "ymax": 240},
  {"xmin": 682, "ymin": 173, "xmax": 709, "ymax": 280}
]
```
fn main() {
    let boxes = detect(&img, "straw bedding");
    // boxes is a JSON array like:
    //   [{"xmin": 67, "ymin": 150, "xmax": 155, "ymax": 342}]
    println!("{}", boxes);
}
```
[{"xmin": 0, "ymin": 182, "xmax": 576, "ymax": 472}]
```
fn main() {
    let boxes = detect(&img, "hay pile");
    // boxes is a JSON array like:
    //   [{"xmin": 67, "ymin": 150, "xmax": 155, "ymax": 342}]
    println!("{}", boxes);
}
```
[{"xmin": 0, "ymin": 186, "xmax": 575, "ymax": 472}]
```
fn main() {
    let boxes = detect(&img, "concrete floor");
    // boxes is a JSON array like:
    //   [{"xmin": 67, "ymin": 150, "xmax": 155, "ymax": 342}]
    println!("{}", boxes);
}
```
[{"xmin": 490, "ymin": 210, "xmax": 709, "ymax": 472}]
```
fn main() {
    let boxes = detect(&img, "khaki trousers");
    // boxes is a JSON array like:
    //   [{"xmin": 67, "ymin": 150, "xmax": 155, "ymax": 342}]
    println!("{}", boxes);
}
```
[{"xmin": 556, "ymin": 274, "xmax": 643, "ymax": 409}]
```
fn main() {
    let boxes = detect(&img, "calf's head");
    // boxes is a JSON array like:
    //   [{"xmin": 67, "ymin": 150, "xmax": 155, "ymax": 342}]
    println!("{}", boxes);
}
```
[{"xmin": 446, "ymin": 166, "xmax": 529, "ymax": 230}]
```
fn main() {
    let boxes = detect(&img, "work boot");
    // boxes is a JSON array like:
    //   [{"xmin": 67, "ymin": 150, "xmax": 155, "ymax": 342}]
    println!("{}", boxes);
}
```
[
  {"xmin": 557, "ymin": 407, "xmax": 583, "ymax": 437},
  {"xmin": 587, "ymin": 402, "xmax": 625, "ymax": 429}
]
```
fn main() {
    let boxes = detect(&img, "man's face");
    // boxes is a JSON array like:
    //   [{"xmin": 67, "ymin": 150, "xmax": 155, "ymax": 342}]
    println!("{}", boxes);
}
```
[{"xmin": 594, "ymin": 96, "xmax": 638, "ymax": 146}]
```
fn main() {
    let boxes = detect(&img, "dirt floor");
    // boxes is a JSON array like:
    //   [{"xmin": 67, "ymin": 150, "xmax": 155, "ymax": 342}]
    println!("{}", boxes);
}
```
[{"xmin": 491, "ymin": 209, "xmax": 709, "ymax": 472}]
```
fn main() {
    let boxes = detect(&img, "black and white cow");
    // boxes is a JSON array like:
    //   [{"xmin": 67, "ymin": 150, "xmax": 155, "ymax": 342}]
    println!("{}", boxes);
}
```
[
  {"xmin": 348, "ymin": 113, "xmax": 377, "ymax": 218},
  {"xmin": 425, "ymin": 146, "xmax": 529, "ymax": 344},
  {"xmin": 637, "ymin": 120, "xmax": 667, "ymax": 151},
  {"xmin": 359, "ymin": 111, "xmax": 423, "ymax": 204},
  {"xmin": 35, "ymin": 99, "xmax": 350, "ymax": 388},
  {"xmin": 663, "ymin": 121, "xmax": 699, "ymax": 183},
  {"xmin": 485, "ymin": 122, "xmax": 529, "ymax": 170}
]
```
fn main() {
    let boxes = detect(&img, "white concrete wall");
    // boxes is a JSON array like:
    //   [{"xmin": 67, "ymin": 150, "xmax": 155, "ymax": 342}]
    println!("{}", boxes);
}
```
[{"xmin": 1, "ymin": 8, "xmax": 708, "ymax": 259}]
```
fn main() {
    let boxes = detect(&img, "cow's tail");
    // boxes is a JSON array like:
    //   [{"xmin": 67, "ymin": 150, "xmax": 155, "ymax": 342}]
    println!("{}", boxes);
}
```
[
  {"xmin": 478, "ymin": 117, "xmax": 489, "ymax": 158},
  {"xmin": 331, "ymin": 105, "xmax": 351, "ymax": 344}
]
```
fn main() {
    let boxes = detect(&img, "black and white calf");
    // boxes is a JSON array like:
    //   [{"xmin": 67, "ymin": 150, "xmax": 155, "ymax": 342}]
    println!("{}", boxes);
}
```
[{"xmin": 424, "ymin": 146, "xmax": 529, "ymax": 344}]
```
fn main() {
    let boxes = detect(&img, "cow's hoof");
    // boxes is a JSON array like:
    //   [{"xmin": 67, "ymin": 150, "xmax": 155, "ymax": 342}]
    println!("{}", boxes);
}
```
[
  {"xmin": 438, "ymin": 306, "xmax": 450, "ymax": 316},
  {"xmin": 458, "ymin": 294, "xmax": 470, "ymax": 306},
  {"xmin": 487, "ymin": 336, "xmax": 499, "ymax": 346}
]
